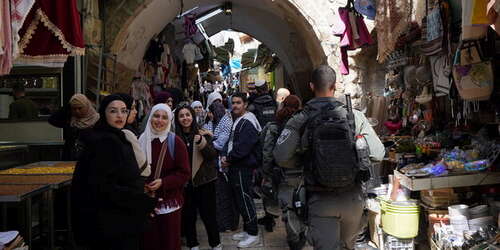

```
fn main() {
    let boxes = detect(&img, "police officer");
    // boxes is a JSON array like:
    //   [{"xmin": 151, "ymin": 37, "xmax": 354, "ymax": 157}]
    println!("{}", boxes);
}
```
[{"xmin": 273, "ymin": 65, "xmax": 385, "ymax": 250}]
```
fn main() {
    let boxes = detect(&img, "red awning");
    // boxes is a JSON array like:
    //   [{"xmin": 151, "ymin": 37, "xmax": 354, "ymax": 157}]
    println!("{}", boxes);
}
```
[{"xmin": 16, "ymin": 0, "xmax": 85, "ymax": 67}]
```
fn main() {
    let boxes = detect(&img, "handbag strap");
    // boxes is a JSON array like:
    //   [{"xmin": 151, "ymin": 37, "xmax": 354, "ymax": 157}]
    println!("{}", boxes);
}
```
[{"xmin": 153, "ymin": 140, "xmax": 168, "ymax": 180}]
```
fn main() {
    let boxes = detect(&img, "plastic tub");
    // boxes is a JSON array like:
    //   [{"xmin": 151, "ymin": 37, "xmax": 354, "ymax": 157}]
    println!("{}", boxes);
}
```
[
  {"xmin": 469, "ymin": 205, "xmax": 489, "ymax": 219},
  {"xmin": 448, "ymin": 204, "xmax": 470, "ymax": 218},
  {"xmin": 381, "ymin": 210, "xmax": 419, "ymax": 238}
]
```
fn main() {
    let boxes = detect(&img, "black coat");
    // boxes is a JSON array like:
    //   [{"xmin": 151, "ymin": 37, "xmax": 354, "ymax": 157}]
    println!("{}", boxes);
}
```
[
  {"xmin": 48, "ymin": 106, "xmax": 86, "ymax": 160},
  {"xmin": 71, "ymin": 126, "xmax": 156, "ymax": 245}
]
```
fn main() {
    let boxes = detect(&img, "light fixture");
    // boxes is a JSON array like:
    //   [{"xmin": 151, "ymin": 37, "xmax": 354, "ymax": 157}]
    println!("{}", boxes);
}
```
[
  {"xmin": 177, "ymin": 6, "xmax": 199, "ymax": 18},
  {"xmin": 223, "ymin": 2, "xmax": 232, "ymax": 15},
  {"xmin": 195, "ymin": 8, "xmax": 224, "ymax": 24}
]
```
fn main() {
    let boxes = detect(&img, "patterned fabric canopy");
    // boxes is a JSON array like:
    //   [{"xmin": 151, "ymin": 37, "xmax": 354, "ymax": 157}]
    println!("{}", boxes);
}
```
[{"xmin": 16, "ymin": 0, "xmax": 84, "ymax": 67}]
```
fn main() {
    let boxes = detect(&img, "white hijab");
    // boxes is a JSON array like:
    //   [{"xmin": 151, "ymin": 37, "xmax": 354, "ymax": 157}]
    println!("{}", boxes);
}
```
[
  {"xmin": 138, "ymin": 104, "xmax": 174, "ymax": 165},
  {"xmin": 206, "ymin": 92, "xmax": 222, "ymax": 111},
  {"xmin": 190, "ymin": 101, "xmax": 203, "ymax": 109}
]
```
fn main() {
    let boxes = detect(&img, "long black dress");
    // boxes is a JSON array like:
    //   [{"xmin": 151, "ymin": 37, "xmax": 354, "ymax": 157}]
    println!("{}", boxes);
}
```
[{"xmin": 71, "ymin": 125, "xmax": 156, "ymax": 249}]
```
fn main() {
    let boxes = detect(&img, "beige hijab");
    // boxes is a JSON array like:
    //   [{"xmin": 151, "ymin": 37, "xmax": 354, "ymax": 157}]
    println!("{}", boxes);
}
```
[{"xmin": 69, "ymin": 94, "xmax": 100, "ymax": 129}]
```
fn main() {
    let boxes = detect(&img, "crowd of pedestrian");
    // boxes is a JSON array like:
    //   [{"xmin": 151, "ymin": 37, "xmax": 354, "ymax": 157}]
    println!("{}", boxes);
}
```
[{"xmin": 50, "ymin": 65, "xmax": 385, "ymax": 250}]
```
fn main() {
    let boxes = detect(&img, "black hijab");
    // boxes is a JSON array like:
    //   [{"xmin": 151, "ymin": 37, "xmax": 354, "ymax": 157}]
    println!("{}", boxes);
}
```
[
  {"xmin": 117, "ymin": 93, "xmax": 134, "ymax": 110},
  {"xmin": 209, "ymin": 102, "xmax": 226, "ymax": 128},
  {"xmin": 94, "ymin": 94, "xmax": 126, "ymax": 130},
  {"xmin": 116, "ymin": 93, "xmax": 139, "ymax": 135}
]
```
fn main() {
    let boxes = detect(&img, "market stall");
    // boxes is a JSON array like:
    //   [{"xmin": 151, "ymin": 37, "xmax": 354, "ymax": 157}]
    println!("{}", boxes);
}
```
[
  {"xmin": 357, "ymin": 0, "xmax": 500, "ymax": 248},
  {"xmin": 0, "ymin": 161, "xmax": 75, "ymax": 249}
]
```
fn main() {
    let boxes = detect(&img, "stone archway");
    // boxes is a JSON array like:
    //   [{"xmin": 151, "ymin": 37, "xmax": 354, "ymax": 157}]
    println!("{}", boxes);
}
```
[{"xmin": 99, "ymin": 0, "xmax": 344, "ymax": 98}]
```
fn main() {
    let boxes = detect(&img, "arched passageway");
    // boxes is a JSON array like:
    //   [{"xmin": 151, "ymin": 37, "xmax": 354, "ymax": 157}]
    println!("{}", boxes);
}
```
[{"xmin": 100, "ymin": 0, "xmax": 337, "ymax": 98}]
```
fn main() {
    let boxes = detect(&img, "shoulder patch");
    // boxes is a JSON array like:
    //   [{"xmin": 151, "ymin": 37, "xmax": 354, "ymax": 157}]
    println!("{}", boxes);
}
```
[{"xmin": 277, "ymin": 128, "xmax": 291, "ymax": 145}]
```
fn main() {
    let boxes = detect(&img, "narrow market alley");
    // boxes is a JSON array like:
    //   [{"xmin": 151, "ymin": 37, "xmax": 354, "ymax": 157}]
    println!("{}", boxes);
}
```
[{"xmin": 0, "ymin": 0, "xmax": 500, "ymax": 250}]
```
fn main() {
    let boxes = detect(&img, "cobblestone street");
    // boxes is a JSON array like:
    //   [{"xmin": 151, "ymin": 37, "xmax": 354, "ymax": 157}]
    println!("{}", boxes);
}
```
[{"xmin": 182, "ymin": 200, "xmax": 313, "ymax": 250}]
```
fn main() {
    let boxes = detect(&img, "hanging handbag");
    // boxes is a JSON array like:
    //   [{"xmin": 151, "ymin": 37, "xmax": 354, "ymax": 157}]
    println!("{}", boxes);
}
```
[
  {"xmin": 452, "ymin": 46, "xmax": 494, "ymax": 101},
  {"xmin": 421, "ymin": 0, "xmax": 444, "ymax": 55},
  {"xmin": 459, "ymin": 40, "xmax": 484, "ymax": 65}
]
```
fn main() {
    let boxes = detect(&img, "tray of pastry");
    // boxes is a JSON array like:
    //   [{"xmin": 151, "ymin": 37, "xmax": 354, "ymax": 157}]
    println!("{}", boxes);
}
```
[{"xmin": 0, "ymin": 161, "xmax": 76, "ymax": 175}]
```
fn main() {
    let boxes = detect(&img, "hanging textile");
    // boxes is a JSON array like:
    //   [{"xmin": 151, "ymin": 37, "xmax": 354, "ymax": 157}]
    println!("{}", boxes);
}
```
[
  {"xmin": 0, "ymin": 0, "xmax": 13, "ymax": 75},
  {"xmin": 10, "ymin": 0, "xmax": 36, "ymax": 59},
  {"xmin": 16, "ymin": 0, "xmax": 85, "ymax": 67},
  {"xmin": 334, "ymin": 5, "xmax": 373, "ymax": 75},
  {"xmin": 461, "ymin": 0, "xmax": 488, "ymax": 40},
  {"xmin": 375, "ymin": 0, "xmax": 412, "ymax": 63},
  {"xmin": 131, "ymin": 76, "xmax": 152, "ymax": 120},
  {"xmin": 82, "ymin": 0, "xmax": 101, "ymax": 47},
  {"xmin": 184, "ymin": 15, "xmax": 197, "ymax": 38}
]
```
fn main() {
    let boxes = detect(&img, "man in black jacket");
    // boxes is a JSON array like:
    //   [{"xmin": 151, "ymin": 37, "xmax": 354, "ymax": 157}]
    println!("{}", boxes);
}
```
[{"xmin": 221, "ymin": 92, "xmax": 262, "ymax": 248}]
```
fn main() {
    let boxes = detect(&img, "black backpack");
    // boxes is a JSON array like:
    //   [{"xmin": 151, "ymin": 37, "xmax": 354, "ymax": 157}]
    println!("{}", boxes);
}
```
[
  {"xmin": 304, "ymin": 101, "xmax": 359, "ymax": 188},
  {"xmin": 252, "ymin": 97, "xmax": 277, "ymax": 127}
]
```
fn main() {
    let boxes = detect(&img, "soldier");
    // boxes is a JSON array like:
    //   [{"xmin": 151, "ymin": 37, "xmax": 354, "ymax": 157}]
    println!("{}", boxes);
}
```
[{"xmin": 273, "ymin": 65, "xmax": 385, "ymax": 250}]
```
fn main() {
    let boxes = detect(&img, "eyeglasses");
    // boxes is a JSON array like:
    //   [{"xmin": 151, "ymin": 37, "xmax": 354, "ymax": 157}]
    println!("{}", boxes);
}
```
[{"xmin": 106, "ymin": 108, "xmax": 130, "ymax": 115}]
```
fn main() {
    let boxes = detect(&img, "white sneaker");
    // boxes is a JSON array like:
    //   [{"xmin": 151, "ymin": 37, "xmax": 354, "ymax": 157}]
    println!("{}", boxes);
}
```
[
  {"xmin": 232, "ymin": 231, "xmax": 249, "ymax": 241},
  {"xmin": 190, "ymin": 246, "xmax": 200, "ymax": 250},
  {"xmin": 237, "ymin": 235, "xmax": 259, "ymax": 248},
  {"xmin": 212, "ymin": 244, "xmax": 223, "ymax": 250}
]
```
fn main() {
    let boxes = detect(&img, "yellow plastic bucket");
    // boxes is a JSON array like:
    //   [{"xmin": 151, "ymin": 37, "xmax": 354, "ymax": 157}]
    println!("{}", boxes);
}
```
[{"xmin": 381, "ymin": 209, "xmax": 419, "ymax": 238}]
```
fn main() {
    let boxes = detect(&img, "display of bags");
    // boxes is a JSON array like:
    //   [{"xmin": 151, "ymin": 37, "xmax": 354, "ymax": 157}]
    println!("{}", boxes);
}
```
[{"xmin": 452, "ymin": 42, "xmax": 494, "ymax": 101}]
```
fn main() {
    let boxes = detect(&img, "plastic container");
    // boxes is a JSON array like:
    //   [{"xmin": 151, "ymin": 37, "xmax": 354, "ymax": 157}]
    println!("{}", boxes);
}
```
[
  {"xmin": 381, "ymin": 209, "xmax": 419, "ymax": 238},
  {"xmin": 448, "ymin": 204, "xmax": 470, "ymax": 218},
  {"xmin": 469, "ymin": 205, "xmax": 489, "ymax": 219},
  {"xmin": 450, "ymin": 216, "xmax": 469, "ymax": 234},
  {"xmin": 469, "ymin": 216, "xmax": 495, "ymax": 232}
]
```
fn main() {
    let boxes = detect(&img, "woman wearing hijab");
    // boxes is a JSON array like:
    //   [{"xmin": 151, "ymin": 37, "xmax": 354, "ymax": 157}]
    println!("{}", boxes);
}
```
[
  {"xmin": 48, "ymin": 93, "xmax": 99, "ymax": 160},
  {"xmin": 140, "ymin": 91, "xmax": 175, "ymax": 133},
  {"xmin": 154, "ymin": 91, "xmax": 175, "ymax": 109},
  {"xmin": 175, "ymin": 106, "xmax": 222, "ymax": 250},
  {"xmin": 202, "ymin": 101, "xmax": 240, "ymax": 232},
  {"xmin": 139, "ymin": 104, "xmax": 191, "ymax": 250},
  {"xmin": 71, "ymin": 94, "xmax": 156, "ymax": 250},
  {"xmin": 118, "ymin": 93, "xmax": 139, "ymax": 135},
  {"xmin": 190, "ymin": 101, "xmax": 205, "ymax": 127},
  {"xmin": 118, "ymin": 93, "xmax": 151, "ymax": 178},
  {"xmin": 205, "ymin": 91, "xmax": 222, "ymax": 111}
]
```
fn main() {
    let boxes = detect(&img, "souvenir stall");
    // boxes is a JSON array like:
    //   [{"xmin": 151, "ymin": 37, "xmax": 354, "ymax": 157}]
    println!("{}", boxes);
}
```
[
  {"xmin": 133, "ymin": 20, "xmax": 213, "ymax": 117},
  {"xmin": 355, "ymin": 0, "xmax": 500, "ymax": 249}
]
